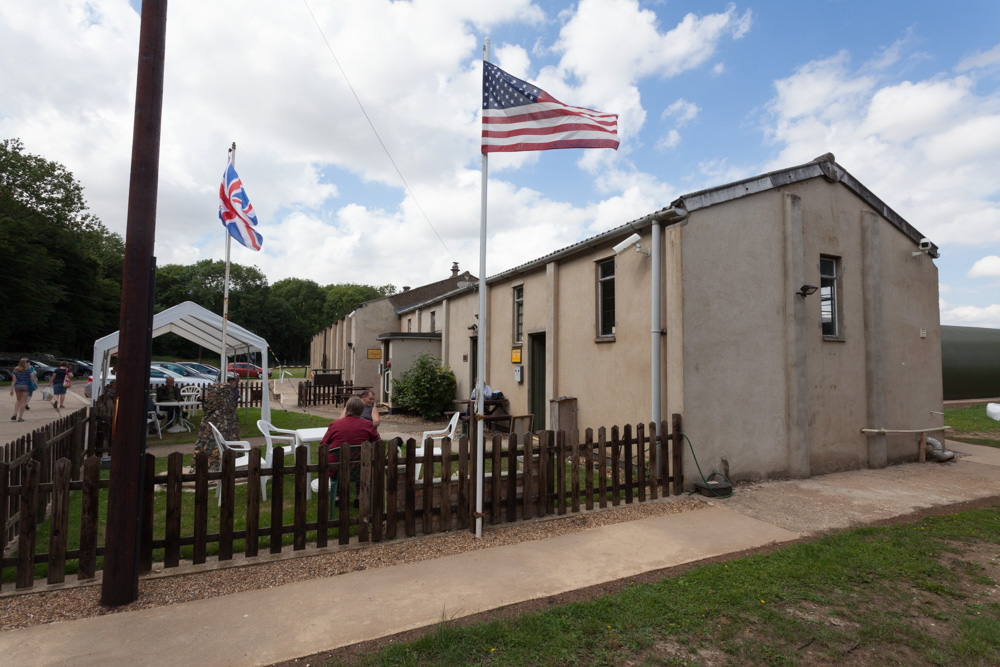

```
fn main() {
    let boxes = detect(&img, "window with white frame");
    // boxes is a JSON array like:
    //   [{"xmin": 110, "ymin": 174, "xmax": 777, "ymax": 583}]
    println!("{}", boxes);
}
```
[
  {"xmin": 407, "ymin": 318, "xmax": 412, "ymax": 332},
  {"xmin": 597, "ymin": 258, "xmax": 615, "ymax": 338},
  {"xmin": 430, "ymin": 311, "xmax": 436, "ymax": 333},
  {"xmin": 513, "ymin": 285, "xmax": 523, "ymax": 343},
  {"xmin": 820, "ymin": 256, "xmax": 841, "ymax": 338}
]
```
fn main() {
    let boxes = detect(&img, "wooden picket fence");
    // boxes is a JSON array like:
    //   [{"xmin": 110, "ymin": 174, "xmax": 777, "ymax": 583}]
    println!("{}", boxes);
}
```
[
  {"xmin": 2, "ymin": 408, "xmax": 90, "ymax": 547},
  {"xmin": 297, "ymin": 379, "xmax": 351, "ymax": 407},
  {"xmin": 1, "ymin": 416, "xmax": 683, "ymax": 591}
]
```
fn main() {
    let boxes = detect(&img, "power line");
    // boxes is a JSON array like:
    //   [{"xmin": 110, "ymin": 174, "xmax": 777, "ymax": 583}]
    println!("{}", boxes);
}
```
[{"xmin": 300, "ymin": 0, "xmax": 456, "ymax": 262}]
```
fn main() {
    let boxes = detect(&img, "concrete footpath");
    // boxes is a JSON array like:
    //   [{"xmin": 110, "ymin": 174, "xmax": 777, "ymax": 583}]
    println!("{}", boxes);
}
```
[{"xmin": 1, "ymin": 440, "xmax": 999, "ymax": 666}]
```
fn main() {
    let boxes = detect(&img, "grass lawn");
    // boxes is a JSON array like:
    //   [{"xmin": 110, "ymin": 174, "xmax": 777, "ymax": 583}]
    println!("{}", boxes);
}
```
[
  {"xmin": 945, "ymin": 405, "xmax": 1000, "ymax": 448},
  {"xmin": 326, "ymin": 506, "xmax": 1000, "ymax": 666}
]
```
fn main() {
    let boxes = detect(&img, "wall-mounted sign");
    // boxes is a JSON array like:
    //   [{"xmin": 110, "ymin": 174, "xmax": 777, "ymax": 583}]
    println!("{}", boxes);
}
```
[
  {"xmin": 511, "ymin": 347, "xmax": 522, "ymax": 363},
  {"xmin": 367, "ymin": 348, "xmax": 382, "ymax": 359}
]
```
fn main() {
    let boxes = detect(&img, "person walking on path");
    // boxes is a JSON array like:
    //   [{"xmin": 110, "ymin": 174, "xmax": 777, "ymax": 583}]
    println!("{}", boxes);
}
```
[
  {"xmin": 24, "ymin": 361, "xmax": 40, "ymax": 411},
  {"xmin": 9, "ymin": 358, "xmax": 34, "ymax": 422},
  {"xmin": 50, "ymin": 362, "xmax": 73, "ymax": 409}
]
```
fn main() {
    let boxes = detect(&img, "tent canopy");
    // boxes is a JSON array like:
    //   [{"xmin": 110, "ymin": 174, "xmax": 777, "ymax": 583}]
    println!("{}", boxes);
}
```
[{"xmin": 91, "ymin": 301, "xmax": 271, "ymax": 421}]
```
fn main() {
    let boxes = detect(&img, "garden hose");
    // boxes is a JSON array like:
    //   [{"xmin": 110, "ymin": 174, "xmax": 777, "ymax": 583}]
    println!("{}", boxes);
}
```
[{"xmin": 683, "ymin": 432, "xmax": 733, "ymax": 498}]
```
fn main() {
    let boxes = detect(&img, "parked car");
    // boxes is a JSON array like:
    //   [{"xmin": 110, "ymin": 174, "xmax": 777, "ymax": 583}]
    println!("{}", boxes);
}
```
[
  {"xmin": 177, "ymin": 361, "xmax": 222, "ymax": 380},
  {"xmin": 55, "ymin": 357, "xmax": 94, "ymax": 378},
  {"xmin": 150, "ymin": 366, "xmax": 214, "ymax": 388},
  {"xmin": 151, "ymin": 361, "xmax": 216, "ymax": 381},
  {"xmin": 85, "ymin": 365, "xmax": 214, "ymax": 398},
  {"xmin": 0, "ymin": 357, "xmax": 16, "ymax": 382},
  {"xmin": 29, "ymin": 360, "xmax": 58, "ymax": 382},
  {"xmin": 228, "ymin": 362, "xmax": 271, "ymax": 378}
]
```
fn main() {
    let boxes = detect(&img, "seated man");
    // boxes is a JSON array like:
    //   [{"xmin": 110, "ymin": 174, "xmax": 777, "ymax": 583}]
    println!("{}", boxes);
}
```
[
  {"xmin": 155, "ymin": 376, "xmax": 182, "ymax": 429},
  {"xmin": 321, "ymin": 396, "xmax": 379, "ymax": 504}
]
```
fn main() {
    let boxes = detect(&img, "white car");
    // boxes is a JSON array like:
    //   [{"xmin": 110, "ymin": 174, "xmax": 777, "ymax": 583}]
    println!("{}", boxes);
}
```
[{"xmin": 86, "ymin": 365, "xmax": 215, "ymax": 398}]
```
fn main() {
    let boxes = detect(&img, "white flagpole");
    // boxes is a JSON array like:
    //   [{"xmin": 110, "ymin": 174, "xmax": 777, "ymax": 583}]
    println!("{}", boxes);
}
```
[
  {"xmin": 220, "ymin": 142, "xmax": 234, "ymax": 379},
  {"xmin": 475, "ymin": 38, "xmax": 490, "ymax": 539}
]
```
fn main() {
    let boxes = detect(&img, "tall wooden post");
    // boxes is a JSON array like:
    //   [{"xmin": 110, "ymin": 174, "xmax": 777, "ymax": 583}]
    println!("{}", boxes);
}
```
[{"xmin": 101, "ymin": 0, "xmax": 168, "ymax": 607}]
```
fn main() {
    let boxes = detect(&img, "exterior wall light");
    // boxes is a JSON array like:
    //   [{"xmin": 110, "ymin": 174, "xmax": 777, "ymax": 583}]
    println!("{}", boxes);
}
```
[{"xmin": 798, "ymin": 284, "xmax": 819, "ymax": 298}]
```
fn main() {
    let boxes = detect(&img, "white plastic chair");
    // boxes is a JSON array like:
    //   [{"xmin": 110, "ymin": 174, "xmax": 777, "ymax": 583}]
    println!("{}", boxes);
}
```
[
  {"xmin": 180, "ymin": 385, "xmax": 202, "ymax": 422},
  {"xmin": 415, "ymin": 411, "xmax": 461, "ymax": 478},
  {"xmin": 147, "ymin": 410, "xmax": 162, "ymax": 439},
  {"xmin": 208, "ymin": 422, "xmax": 253, "ymax": 506},
  {"xmin": 257, "ymin": 419, "xmax": 310, "ymax": 500}
]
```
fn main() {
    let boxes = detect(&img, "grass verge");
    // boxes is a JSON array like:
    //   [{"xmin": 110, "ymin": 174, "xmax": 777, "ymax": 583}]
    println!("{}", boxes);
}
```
[
  {"xmin": 946, "ymin": 405, "xmax": 1000, "ymax": 448},
  {"xmin": 327, "ymin": 506, "xmax": 1000, "ymax": 666}
]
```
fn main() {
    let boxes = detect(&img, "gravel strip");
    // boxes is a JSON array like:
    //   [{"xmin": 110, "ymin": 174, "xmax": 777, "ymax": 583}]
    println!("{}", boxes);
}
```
[{"xmin": 0, "ymin": 496, "xmax": 706, "ymax": 631}]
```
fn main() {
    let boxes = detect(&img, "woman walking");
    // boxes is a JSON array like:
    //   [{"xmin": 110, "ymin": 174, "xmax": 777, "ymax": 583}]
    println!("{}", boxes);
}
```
[
  {"xmin": 9, "ymin": 358, "xmax": 34, "ymax": 422},
  {"xmin": 50, "ymin": 362, "xmax": 73, "ymax": 409}
]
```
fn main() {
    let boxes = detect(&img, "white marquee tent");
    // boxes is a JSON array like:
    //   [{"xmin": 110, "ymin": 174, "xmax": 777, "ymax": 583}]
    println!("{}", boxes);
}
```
[{"xmin": 91, "ymin": 301, "xmax": 272, "ymax": 422}]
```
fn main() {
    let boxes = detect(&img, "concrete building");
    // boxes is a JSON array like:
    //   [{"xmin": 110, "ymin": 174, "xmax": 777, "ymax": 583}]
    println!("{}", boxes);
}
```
[
  {"xmin": 384, "ymin": 154, "xmax": 943, "ymax": 482},
  {"xmin": 310, "ymin": 264, "xmax": 475, "ymax": 395}
]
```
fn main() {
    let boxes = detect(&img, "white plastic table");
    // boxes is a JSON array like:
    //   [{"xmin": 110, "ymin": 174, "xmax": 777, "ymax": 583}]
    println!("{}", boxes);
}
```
[
  {"xmin": 155, "ymin": 400, "xmax": 201, "ymax": 432},
  {"xmin": 296, "ymin": 427, "xmax": 329, "ymax": 498}
]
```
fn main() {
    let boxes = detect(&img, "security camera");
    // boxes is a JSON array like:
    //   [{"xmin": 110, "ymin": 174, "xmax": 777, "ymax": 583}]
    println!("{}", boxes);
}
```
[
  {"xmin": 613, "ymin": 232, "xmax": 642, "ymax": 255},
  {"xmin": 919, "ymin": 238, "xmax": 932, "ymax": 251}
]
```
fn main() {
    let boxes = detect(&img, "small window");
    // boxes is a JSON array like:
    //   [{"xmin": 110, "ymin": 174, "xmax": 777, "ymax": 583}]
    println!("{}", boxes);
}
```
[
  {"xmin": 430, "ymin": 311, "xmax": 437, "ymax": 333},
  {"xmin": 512, "ymin": 285, "xmax": 523, "ymax": 343},
  {"xmin": 820, "ymin": 257, "xmax": 840, "ymax": 338},
  {"xmin": 597, "ymin": 258, "xmax": 615, "ymax": 338},
  {"xmin": 407, "ymin": 318, "xmax": 412, "ymax": 332}
]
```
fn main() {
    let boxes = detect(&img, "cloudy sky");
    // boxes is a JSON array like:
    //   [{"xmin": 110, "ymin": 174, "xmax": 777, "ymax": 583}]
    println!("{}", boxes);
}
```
[{"xmin": 2, "ymin": 1, "xmax": 999, "ymax": 327}]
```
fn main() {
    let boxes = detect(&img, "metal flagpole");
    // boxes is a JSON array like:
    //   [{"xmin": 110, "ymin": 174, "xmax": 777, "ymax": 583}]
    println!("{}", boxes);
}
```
[
  {"xmin": 475, "ymin": 38, "xmax": 490, "ymax": 539},
  {"xmin": 220, "ymin": 142, "xmax": 234, "ymax": 378}
]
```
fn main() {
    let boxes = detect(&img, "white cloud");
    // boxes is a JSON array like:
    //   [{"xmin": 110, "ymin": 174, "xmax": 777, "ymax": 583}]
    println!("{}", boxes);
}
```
[
  {"xmin": 662, "ymin": 99, "xmax": 700, "ymax": 125},
  {"xmin": 956, "ymin": 43, "xmax": 1000, "ymax": 72},
  {"xmin": 940, "ymin": 300, "xmax": 1000, "ymax": 329},
  {"xmin": 549, "ymin": 0, "xmax": 751, "ymax": 139},
  {"xmin": 968, "ymin": 256, "xmax": 1000, "ymax": 278},
  {"xmin": 657, "ymin": 129, "xmax": 681, "ymax": 150},
  {"xmin": 763, "ymin": 46, "xmax": 1000, "ymax": 249}
]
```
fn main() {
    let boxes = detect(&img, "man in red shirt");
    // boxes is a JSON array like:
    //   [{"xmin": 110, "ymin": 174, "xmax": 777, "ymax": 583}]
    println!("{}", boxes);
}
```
[{"xmin": 322, "ymin": 396, "xmax": 379, "ymax": 483}]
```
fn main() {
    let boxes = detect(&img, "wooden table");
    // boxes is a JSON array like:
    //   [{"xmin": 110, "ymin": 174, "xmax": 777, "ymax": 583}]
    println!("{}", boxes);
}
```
[
  {"xmin": 452, "ymin": 399, "xmax": 510, "ymax": 435},
  {"xmin": 334, "ymin": 385, "xmax": 372, "ymax": 405}
]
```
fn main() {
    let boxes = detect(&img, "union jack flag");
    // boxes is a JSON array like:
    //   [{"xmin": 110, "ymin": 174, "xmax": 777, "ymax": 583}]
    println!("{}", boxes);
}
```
[
  {"xmin": 482, "ymin": 61, "xmax": 619, "ymax": 153},
  {"xmin": 218, "ymin": 159, "xmax": 263, "ymax": 251}
]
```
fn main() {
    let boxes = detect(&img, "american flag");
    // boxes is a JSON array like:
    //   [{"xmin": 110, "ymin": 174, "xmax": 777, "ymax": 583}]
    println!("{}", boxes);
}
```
[
  {"xmin": 482, "ymin": 61, "xmax": 619, "ymax": 154},
  {"xmin": 218, "ymin": 159, "xmax": 263, "ymax": 251}
]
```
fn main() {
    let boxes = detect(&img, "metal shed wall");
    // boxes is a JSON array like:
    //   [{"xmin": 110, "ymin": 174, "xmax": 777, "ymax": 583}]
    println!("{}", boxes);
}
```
[{"xmin": 942, "ymin": 325, "xmax": 1000, "ymax": 400}]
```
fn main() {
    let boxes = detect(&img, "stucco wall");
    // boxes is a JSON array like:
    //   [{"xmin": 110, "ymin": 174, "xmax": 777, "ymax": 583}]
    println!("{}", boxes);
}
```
[
  {"xmin": 397, "ymin": 169, "xmax": 941, "ymax": 485},
  {"xmin": 347, "ymin": 300, "xmax": 398, "ymax": 390},
  {"xmin": 551, "ymin": 239, "xmax": 655, "ymax": 432},
  {"xmin": 678, "ymin": 192, "xmax": 792, "ymax": 479},
  {"xmin": 874, "ymin": 211, "xmax": 943, "ymax": 461},
  {"xmin": 678, "ymin": 177, "xmax": 941, "ymax": 481}
]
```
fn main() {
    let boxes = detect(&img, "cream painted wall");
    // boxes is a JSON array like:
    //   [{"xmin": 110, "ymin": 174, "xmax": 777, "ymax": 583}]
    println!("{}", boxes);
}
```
[
  {"xmin": 553, "ymin": 240, "xmax": 654, "ymax": 432},
  {"xmin": 375, "ymin": 172, "xmax": 941, "ymax": 485},
  {"xmin": 678, "ymin": 193, "xmax": 791, "ymax": 479},
  {"xmin": 677, "ymin": 178, "xmax": 941, "ymax": 481},
  {"xmin": 348, "ymin": 300, "xmax": 398, "ymax": 390},
  {"xmin": 798, "ymin": 179, "xmax": 872, "ymax": 473},
  {"xmin": 874, "ymin": 211, "xmax": 943, "ymax": 461}
]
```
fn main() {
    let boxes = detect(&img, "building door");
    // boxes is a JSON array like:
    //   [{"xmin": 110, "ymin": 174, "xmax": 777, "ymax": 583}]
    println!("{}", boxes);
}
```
[{"xmin": 528, "ymin": 332, "xmax": 546, "ymax": 430}]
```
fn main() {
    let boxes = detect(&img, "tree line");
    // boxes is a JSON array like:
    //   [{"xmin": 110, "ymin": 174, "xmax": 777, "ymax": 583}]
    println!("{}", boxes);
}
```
[{"xmin": 0, "ymin": 138, "xmax": 392, "ymax": 364}]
